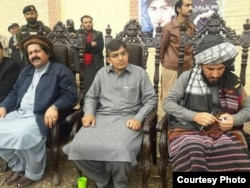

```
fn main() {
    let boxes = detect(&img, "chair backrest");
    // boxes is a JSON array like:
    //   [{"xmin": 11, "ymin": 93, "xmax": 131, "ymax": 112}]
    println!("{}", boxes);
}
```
[
  {"xmin": 47, "ymin": 21, "xmax": 75, "ymax": 68},
  {"xmin": 47, "ymin": 21, "xmax": 85, "ymax": 101},
  {"xmin": 115, "ymin": 20, "xmax": 148, "ymax": 68},
  {"xmin": 105, "ymin": 19, "xmax": 162, "ymax": 94},
  {"xmin": 179, "ymin": 12, "xmax": 250, "ymax": 86}
]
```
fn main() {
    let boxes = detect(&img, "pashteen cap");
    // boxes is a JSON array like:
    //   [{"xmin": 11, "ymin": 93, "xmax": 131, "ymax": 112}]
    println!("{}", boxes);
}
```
[{"xmin": 20, "ymin": 35, "xmax": 53, "ymax": 53}]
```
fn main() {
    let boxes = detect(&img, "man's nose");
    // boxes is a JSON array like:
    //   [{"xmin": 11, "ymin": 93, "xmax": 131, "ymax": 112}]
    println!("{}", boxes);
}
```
[{"xmin": 211, "ymin": 70, "xmax": 220, "ymax": 77}]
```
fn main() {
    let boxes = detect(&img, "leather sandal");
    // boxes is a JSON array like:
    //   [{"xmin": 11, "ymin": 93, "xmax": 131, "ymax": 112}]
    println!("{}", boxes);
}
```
[
  {"xmin": 16, "ymin": 175, "xmax": 34, "ymax": 187},
  {"xmin": 5, "ymin": 171, "xmax": 24, "ymax": 185}
]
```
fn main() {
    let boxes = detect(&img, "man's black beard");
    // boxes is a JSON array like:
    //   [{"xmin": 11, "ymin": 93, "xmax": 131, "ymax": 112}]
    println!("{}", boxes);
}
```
[
  {"xmin": 27, "ymin": 18, "xmax": 37, "ymax": 25},
  {"xmin": 202, "ymin": 72, "xmax": 222, "ymax": 87},
  {"xmin": 83, "ymin": 26, "xmax": 93, "ymax": 33}
]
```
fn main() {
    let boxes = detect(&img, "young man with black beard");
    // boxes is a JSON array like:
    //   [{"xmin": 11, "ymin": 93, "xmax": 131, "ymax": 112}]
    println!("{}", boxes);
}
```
[
  {"xmin": 163, "ymin": 34, "xmax": 250, "ymax": 172},
  {"xmin": 16, "ymin": 5, "xmax": 51, "ymax": 67},
  {"xmin": 79, "ymin": 15, "xmax": 104, "ymax": 94}
]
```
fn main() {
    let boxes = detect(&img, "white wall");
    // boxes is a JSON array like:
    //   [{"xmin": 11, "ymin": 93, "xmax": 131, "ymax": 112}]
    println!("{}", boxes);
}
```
[{"xmin": 59, "ymin": 0, "xmax": 130, "ymax": 40}]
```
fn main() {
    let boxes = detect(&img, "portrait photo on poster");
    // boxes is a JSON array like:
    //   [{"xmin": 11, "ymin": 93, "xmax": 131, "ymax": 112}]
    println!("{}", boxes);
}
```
[
  {"xmin": 139, "ymin": 0, "xmax": 223, "ymax": 37},
  {"xmin": 139, "ymin": 0, "xmax": 176, "ymax": 38}
]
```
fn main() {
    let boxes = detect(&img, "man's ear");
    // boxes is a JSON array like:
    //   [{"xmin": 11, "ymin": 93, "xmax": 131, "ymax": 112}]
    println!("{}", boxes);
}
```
[
  {"xmin": 106, "ymin": 57, "xmax": 112, "ymax": 64},
  {"xmin": 177, "ymin": 7, "xmax": 181, "ymax": 14}
]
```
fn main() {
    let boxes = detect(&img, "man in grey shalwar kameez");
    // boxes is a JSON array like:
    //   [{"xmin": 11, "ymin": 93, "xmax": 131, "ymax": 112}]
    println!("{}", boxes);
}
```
[
  {"xmin": 63, "ymin": 39, "xmax": 158, "ymax": 188},
  {"xmin": 0, "ymin": 35, "xmax": 78, "ymax": 187}
]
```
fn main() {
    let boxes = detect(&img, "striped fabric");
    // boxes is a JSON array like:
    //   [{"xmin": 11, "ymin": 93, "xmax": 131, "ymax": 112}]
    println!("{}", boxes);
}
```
[{"xmin": 168, "ymin": 128, "xmax": 250, "ymax": 172}]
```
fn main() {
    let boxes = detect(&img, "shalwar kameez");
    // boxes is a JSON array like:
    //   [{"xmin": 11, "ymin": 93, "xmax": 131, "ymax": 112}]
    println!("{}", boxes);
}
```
[
  {"xmin": 0, "ymin": 65, "xmax": 48, "ymax": 180},
  {"xmin": 64, "ymin": 64, "xmax": 158, "ymax": 187}
]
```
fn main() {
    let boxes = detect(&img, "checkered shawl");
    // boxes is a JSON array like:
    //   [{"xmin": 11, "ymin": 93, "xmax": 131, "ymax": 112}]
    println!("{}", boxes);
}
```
[
  {"xmin": 184, "ymin": 42, "xmax": 242, "ymax": 114},
  {"xmin": 195, "ymin": 42, "xmax": 238, "ymax": 66}
]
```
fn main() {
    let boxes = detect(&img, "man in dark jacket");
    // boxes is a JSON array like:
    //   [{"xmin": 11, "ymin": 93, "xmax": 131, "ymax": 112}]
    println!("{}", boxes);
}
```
[
  {"xmin": 80, "ymin": 15, "xmax": 104, "ymax": 94},
  {"xmin": 0, "ymin": 42, "xmax": 21, "ymax": 102},
  {"xmin": 0, "ymin": 35, "xmax": 78, "ymax": 187},
  {"xmin": 8, "ymin": 23, "xmax": 22, "ymax": 65}
]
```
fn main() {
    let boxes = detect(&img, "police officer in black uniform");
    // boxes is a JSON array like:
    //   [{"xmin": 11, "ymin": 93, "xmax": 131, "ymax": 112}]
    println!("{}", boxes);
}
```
[{"xmin": 16, "ymin": 5, "xmax": 51, "ymax": 67}]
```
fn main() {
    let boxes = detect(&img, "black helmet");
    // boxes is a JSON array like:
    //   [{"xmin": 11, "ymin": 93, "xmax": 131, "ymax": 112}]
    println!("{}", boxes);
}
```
[{"xmin": 66, "ymin": 19, "xmax": 74, "ymax": 26}]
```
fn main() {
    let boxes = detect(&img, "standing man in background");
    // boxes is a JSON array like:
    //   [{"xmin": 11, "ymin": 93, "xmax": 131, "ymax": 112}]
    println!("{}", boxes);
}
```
[
  {"xmin": 16, "ymin": 5, "xmax": 51, "ymax": 67},
  {"xmin": 8, "ymin": 23, "xmax": 22, "ymax": 65},
  {"xmin": 160, "ymin": 0, "xmax": 196, "ymax": 101},
  {"xmin": 80, "ymin": 15, "xmax": 104, "ymax": 94}
]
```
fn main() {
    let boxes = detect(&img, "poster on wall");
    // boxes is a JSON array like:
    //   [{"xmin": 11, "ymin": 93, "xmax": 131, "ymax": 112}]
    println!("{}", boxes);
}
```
[
  {"xmin": 191, "ymin": 0, "xmax": 223, "ymax": 31},
  {"xmin": 139, "ymin": 0, "xmax": 223, "ymax": 38}
]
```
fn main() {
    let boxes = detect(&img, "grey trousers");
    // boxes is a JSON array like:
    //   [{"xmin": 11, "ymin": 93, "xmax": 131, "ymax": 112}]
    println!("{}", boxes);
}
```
[
  {"xmin": 74, "ymin": 160, "xmax": 132, "ymax": 188},
  {"xmin": 0, "ymin": 138, "xmax": 46, "ymax": 181}
]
